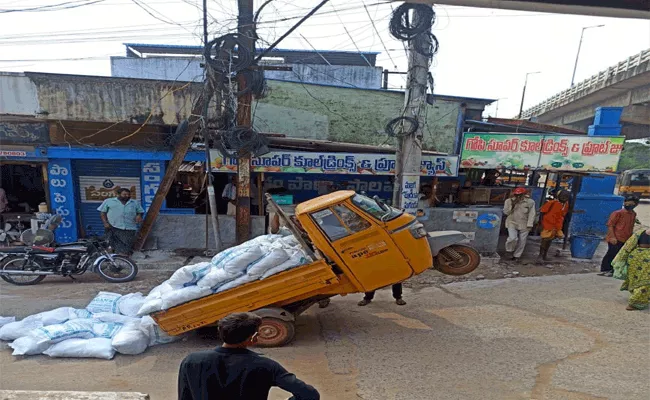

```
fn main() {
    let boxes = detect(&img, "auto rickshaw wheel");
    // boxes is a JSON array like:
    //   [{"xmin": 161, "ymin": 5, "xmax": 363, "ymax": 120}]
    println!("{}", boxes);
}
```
[
  {"xmin": 435, "ymin": 244, "xmax": 480, "ymax": 276},
  {"xmin": 256, "ymin": 317, "xmax": 295, "ymax": 347}
]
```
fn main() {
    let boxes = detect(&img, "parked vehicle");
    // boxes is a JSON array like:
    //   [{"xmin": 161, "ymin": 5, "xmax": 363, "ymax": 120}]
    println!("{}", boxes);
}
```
[
  {"xmin": 152, "ymin": 191, "xmax": 480, "ymax": 347},
  {"xmin": 618, "ymin": 169, "xmax": 650, "ymax": 199},
  {"xmin": 0, "ymin": 237, "xmax": 138, "ymax": 285}
]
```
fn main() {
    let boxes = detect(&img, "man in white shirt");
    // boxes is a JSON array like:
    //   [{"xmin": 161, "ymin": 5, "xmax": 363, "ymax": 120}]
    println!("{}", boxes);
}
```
[
  {"xmin": 222, "ymin": 176, "xmax": 237, "ymax": 216},
  {"xmin": 503, "ymin": 187, "xmax": 537, "ymax": 261}
]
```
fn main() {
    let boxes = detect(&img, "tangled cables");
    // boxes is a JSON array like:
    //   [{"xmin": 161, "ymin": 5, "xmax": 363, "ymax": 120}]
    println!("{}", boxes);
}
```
[
  {"xmin": 385, "ymin": 116, "xmax": 419, "ymax": 138},
  {"xmin": 389, "ymin": 3, "xmax": 439, "ymax": 58},
  {"xmin": 218, "ymin": 126, "xmax": 270, "ymax": 158},
  {"xmin": 204, "ymin": 33, "xmax": 253, "ymax": 74}
]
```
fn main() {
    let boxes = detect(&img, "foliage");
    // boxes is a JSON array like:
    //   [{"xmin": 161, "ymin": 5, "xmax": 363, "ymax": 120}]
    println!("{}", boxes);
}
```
[{"xmin": 618, "ymin": 141, "xmax": 650, "ymax": 171}]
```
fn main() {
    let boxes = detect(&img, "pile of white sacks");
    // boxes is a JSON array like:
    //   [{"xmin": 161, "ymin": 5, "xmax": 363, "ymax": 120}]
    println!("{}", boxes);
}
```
[{"xmin": 0, "ymin": 233, "xmax": 311, "ymax": 359}]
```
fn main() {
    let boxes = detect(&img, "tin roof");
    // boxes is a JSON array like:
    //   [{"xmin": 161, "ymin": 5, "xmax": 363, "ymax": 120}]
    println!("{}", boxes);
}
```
[{"xmin": 295, "ymin": 190, "xmax": 355, "ymax": 215}]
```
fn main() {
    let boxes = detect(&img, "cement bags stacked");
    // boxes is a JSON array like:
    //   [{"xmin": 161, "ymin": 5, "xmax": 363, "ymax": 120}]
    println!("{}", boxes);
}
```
[{"xmin": 136, "ymin": 234, "xmax": 312, "ymax": 315}]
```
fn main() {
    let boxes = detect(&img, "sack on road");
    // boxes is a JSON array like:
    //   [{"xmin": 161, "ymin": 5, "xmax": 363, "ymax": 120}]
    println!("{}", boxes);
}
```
[
  {"xmin": 44, "ymin": 338, "xmax": 115, "ymax": 359},
  {"xmin": 0, "ymin": 318, "xmax": 44, "ymax": 341},
  {"xmin": 9, "ymin": 336, "xmax": 49, "ymax": 356},
  {"xmin": 0, "ymin": 316, "xmax": 15, "ymax": 328},
  {"xmin": 30, "ymin": 319, "xmax": 96, "ymax": 345},
  {"xmin": 92, "ymin": 312, "xmax": 140, "ymax": 325},
  {"xmin": 117, "ymin": 293, "xmax": 146, "ymax": 317},
  {"xmin": 141, "ymin": 316, "xmax": 181, "ymax": 346},
  {"xmin": 112, "ymin": 323, "xmax": 149, "ymax": 355},
  {"xmin": 86, "ymin": 292, "xmax": 122, "ymax": 314}
]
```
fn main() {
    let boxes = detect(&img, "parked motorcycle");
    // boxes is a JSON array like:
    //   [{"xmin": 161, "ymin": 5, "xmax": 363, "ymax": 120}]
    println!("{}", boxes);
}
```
[{"xmin": 0, "ymin": 238, "xmax": 138, "ymax": 285}]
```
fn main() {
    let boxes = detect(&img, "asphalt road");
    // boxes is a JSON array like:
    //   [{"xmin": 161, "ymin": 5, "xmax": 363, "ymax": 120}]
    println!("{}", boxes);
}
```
[{"xmin": 1, "ymin": 273, "xmax": 648, "ymax": 400}]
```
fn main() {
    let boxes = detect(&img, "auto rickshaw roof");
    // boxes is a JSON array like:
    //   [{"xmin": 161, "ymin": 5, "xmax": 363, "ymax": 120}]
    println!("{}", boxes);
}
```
[{"xmin": 295, "ymin": 190, "xmax": 356, "ymax": 216}]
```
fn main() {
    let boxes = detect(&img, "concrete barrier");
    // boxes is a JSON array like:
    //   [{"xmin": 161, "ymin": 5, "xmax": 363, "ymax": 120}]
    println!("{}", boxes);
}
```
[{"xmin": 0, "ymin": 391, "xmax": 149, "ymax": 400}]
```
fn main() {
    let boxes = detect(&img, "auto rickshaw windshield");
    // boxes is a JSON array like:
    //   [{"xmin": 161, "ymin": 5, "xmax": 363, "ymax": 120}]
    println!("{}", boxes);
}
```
[{"xmin": 351, "ymin": 194, "xmax": 402, "ymax": 222}]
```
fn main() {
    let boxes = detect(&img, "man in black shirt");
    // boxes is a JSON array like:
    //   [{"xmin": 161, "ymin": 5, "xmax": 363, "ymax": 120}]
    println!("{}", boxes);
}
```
[{"xmin": 178, "ymin": 312, "xmax": 320, "ymax": 400}]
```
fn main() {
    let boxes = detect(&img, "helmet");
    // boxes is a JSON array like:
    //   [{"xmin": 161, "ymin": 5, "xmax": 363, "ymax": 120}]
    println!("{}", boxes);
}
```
[{"xmin": 512, "ymin": 187, "xmax": 527, "ymax": 195}]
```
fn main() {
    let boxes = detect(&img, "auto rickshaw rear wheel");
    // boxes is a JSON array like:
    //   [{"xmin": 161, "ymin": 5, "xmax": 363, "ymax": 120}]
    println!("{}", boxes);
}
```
[
  {"xmin": 256, "ymin": 317, "xmax": 295, "ymax": 347},
  {"xmin": 435, "ymin": 244, "xmax": 480, "ymax": 276}
]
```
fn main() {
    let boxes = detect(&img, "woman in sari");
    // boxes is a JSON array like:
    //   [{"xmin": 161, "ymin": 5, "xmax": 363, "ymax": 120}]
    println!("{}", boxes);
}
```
[{"xmin": 612, "ymin": 228, "xmax": 650, "ymax": 311}]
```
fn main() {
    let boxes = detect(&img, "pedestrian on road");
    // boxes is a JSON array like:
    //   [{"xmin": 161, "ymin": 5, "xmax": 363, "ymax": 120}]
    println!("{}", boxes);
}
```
[
  {"xmin": 503, "ymin": 187, "xmax": 537, "ymax": 261},
  {"xmin": 536, "ymin": 190, "xmax": 571, "ymax": 264},
  {"xmin": 178, "ymin": 312, "xmax": 320, "ymax": 400},
  {"xmin": 612, "ymin": 228, "xmax": 650, "ymax": 310},
  {"xmin": 598, "ymin": 196, "xmax": 639, "ymax": 277},
  {"xmin": 222, "ymin": 175, "xmax": 237, "ymax": 216},
  {"xmin": 98, "ymin": 188, "xmax": 143, "ymax": 256},
  {"xmin": 358, "ymin": 283, "xmax": 406, "ymax": 306}
]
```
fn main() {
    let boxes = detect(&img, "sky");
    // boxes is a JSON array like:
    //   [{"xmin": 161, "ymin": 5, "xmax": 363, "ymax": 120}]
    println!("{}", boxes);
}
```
[{"xmin": 0, "ymin": 0, "xmax": 649, "ymax": 118}]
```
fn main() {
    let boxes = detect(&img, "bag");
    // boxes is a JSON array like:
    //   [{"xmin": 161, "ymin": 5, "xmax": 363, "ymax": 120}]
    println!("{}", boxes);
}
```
[
  {"xmin": 161, "ymin": 286, "xmax": 212, "ymax": 310},
  {"xmin": 86, "ymin": 292, "xmax": 122, "ymax": 314},
  {"xmin": 196, "ymin": 268, "xmax": 242, "ymax": 289},
  {"xmin": 117, "ymin": 293, "xmax": 146, "ymax": 317},
  {"xmin": 247, "ymin": 248, "xmax": 290, "ymax": 279},
  {"xmin": 167, "ymin": 262, "xmax": 212, "ymax": 288},
  {"xmin": 261, "ymin": 249, "xmax": 310, "ymax": 279},
  {"xmin": 44, "ymin": 338, "xmax": 115, "ymax": 359},
  {"xmin": 137, "ymin": 298, "xmax": 164, "ymax": 316},
  {"xmin": 0, "ymin": 318, "xmax": 44, "ymax": 341},
  {"xmin": 72, "ymin": 309, "xmax": 93, "ymax": 319},
  {"xmin": 140, "ymin": 316, "xmax": 181, "ymax": 346},
  {"xmin": 0, "ymin": 316, "xmax": 16, "ymax": 329},
  {"xmin": 9, "ymin": 336, "xmax": 49, "ymax": 356},
  {"xmin": 92, "ymin": 322, "xmax": 123, "ymax": 339},
  {"xmin": 221, "ymin": 246, "xmax": 265, "ymax": 274},
  {"xmin": 30, "ymin": 319, "xmax": 96, "ymax": 345},
  {"xmin": 111, "ymin": 323, "xmax": 149, "ymax": 355},
  {"xmin": 93, "ymin": 312, "xmax": 140, "ymax": 325},
  {"xmin": 215, "ymin": 274, "xmax": 257, "ymax": 293}
]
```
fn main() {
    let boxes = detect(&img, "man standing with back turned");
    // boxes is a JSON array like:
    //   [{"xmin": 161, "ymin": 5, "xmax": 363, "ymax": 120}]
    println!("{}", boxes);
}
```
[{"xmin": 178, "ymin": 312, "xmax": 319, "ymax": 400}]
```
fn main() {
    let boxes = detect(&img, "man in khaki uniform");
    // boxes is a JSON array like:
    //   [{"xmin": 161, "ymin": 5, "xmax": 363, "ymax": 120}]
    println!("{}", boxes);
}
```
[{"xmin": 503, "ymin": 187, "xmax": 537, "ymax": 261}]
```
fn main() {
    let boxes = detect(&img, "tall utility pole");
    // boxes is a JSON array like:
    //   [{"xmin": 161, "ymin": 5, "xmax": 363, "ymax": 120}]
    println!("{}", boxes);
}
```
[
  {"xmin": 517, "ymin": 71, "xmax": 540, "ymax": 119},
  {"xmin": 235, "ymin": 0, "xmax": 255, "ymax": 244},
  {"xmin": 393, "ymin": 5, "xmax": 434, "ymax": 213},
  {"xmin": 570, "ymin": 24, "xmax": 604, "ymax": 87}
]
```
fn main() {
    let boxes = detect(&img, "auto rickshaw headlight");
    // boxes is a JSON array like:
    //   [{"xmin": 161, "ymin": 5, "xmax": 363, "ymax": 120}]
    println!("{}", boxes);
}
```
[{"xmin": 410, "ymin": 222, "xmax": 427, "ymax": 239}]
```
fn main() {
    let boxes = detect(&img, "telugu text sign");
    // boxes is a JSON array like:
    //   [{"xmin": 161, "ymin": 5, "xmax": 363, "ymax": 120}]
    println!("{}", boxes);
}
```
[
  {"xmin": 210, "ymin": 150, "xmax": 459, "ymax": 177},
  {"xmin": 460, "ymin": 133, "xmax": 625, "ymax": 172},
  {"xmin": 78, "ymin": 176, "xmax": 141, "ymax": 203}
]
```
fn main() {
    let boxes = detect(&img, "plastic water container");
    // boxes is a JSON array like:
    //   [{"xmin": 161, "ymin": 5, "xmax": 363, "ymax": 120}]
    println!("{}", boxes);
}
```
[
  {"xmin": 570, "ymin": 235, "xmax": 602, "ymax": 259},
  {"xmin": 593, "ymin": 107, "xmax": 623, "ymax": 125}
]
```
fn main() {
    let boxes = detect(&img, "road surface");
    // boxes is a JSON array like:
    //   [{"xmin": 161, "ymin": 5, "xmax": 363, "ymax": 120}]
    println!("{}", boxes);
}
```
[{"xmin": 1, "ymin": 273, "xmax": 648, "ymax": 400}]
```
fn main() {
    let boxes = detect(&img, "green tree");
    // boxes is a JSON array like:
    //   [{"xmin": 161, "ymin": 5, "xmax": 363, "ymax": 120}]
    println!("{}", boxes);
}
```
[{"xmin": 618, "ymin": 141, "xmax": 650, "ymax": 171}]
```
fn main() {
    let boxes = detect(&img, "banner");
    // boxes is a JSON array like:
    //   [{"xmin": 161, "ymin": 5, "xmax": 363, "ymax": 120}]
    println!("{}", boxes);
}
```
[
  {"xmin": 460, "ymin": 133, "xmax": 624, "ymax": 172},
  {"xmin": 78, "ymin": 176, "xmax": 141, "ymax": 203},
  {"xmin": 210, "ymin": 150, "xmax": 459, "ymax": 177}
]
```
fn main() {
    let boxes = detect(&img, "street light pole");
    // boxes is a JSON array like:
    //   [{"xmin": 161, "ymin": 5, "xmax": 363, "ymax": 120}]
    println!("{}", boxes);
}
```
[
  {"xmin": 518, "ymin": 72, "xmax": 540, "ymax": 119},
  {"xmin": 494, "ymin": 97, "xmax": 507, "ymax": 117},
  {"xmin": 570, "ymin": 24, "xmax": 604, "ymax": 87}
]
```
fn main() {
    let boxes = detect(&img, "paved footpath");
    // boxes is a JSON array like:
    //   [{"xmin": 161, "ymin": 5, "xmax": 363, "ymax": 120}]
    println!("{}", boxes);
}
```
[{"xmin": 1, "ymin": 273, "xmax": 648, "ymax": 400}]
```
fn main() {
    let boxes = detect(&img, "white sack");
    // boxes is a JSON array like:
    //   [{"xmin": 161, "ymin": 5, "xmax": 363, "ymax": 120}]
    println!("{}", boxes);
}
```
[
  {"xmin": 35, "ymin": 307, "xmax": 79, "ymax": 325},
  {"xmin": 247, "ymin": 248, "xmax": 290, "ymax": 279},
  {"xmin": 167, "ymin": 262, "xmax": 212, "ymax": 288},
  {"xmin": 261, "ymin": 249, "xmax": 311, "ymax": 280},
  {"xmin": 92, "ymin": 322, "xmax": 123, "ymax": 339},
  {"xmin": 279, "ymin": 235, "xmax": 301, "ymax": 248},
  {"xmin": 196, "ymin": 268, "xmax": 241, "ymax": 290},
  {"xmin": 161, "ymin": 285, "xmax": 212, "ymax": 310},
  {"xmin": 0, "ymin": 316, "xmax": 16, "ymax": 329},
  {"xmin": 30, "ymin": 319, "xmax": 96, "ymax": 345},
  {"xmin": 86, "ymin": 292, "xmax": 122, "ymax": 314},
  {"xmin": 111, "ymin": 323, "xmax": 149, "ymax": 355},
  {"xmin": 141, "ymin": 316, "xmax": 180, "ymax": 346},
  {"xmin": 73, "ymin": 309, "xmax": 93, "ymax": 319},
  {"xmin": 137, "ymin": 298, "xmax": 163, "ymax": 317},
  {"xmin": 44, "ymin": 338, "xmax": 115, "ymax": 360},
  {"xmin": 117, "ymin": 293, "xmax": 146, "ymax": 317},
  {"xmin": 215, "ymin": 274, "xmax": 257, "ymax": 293},
  {"xmin": 221, "ymin": 246, "xmax": 265, "ymax": 274},
  {"xmin": 147, "ymin": 282, "xmax": 174, "ymax": 299},
  {"xmin": 92, "ymin": 312, "xmax": 140, "ymax": 325},
  {"xmin": 0, "ymin": 318, "xmax": 44, "ymax": 341},
  {"xmin": 9, "ymin": 336, "xmax": 49, "ymax": 356}
]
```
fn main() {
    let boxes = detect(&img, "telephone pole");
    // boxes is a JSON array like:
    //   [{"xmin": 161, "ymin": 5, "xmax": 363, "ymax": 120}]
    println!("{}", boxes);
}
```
[
  {"xmin": 235, "ymin": 0, "xmax": 255, "ymax": 244},
  {"xmin": 393, "ymin": 5, "xmax": 434, "ymax": 213}
]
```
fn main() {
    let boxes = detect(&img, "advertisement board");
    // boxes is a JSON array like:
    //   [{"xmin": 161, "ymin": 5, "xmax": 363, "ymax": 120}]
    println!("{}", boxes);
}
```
[
  {"xmin": 460, "ymin": 133, "xmax": 624, "ymax": 172},
  {"xmin": 210, "ymin": 150, "xmax": 459, "ymax": 177},
  {"xmin": 78, "ymin": 176, "xmax": 141, "ymax": 203}
]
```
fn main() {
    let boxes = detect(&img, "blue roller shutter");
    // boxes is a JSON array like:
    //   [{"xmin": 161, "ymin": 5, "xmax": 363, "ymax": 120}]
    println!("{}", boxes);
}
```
[{"xmin": 73, "ymin": 159, "xmax": 141, "ymax": 237}]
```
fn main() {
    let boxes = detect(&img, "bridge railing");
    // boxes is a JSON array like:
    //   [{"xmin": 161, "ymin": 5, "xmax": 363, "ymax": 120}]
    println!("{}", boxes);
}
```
[{"xmin": 521, "ymin": 49, "xmax": 650, "ymax": 118}]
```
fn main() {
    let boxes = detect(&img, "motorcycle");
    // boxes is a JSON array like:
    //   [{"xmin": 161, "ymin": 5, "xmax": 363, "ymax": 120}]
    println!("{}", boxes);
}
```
[{"xmin": 0, "ymin": 237, "xmax": 138, "ymax": 286}]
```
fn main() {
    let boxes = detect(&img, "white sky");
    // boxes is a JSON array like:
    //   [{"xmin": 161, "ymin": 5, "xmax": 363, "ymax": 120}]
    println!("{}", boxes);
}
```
[{"xmin": 0, "ymin": 0, "xmax": 649, "ymax": 117}]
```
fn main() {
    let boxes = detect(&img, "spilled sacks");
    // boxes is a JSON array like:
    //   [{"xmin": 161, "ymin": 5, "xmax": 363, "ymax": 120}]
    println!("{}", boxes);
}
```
[{"xmin": 0, "ymin": 233, "xmax": 311, "ymax": 359}]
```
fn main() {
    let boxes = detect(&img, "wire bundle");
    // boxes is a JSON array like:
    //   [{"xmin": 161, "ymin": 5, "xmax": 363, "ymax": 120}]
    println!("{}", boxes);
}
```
[
  {"xmin": 204, "ymin": 33, "xmax": 253, "ymax": 74},
  {"xmin": 389, "ymin": 3, "xmax": 439, "ymax": 58},
  {"xmin": 218, "ymin": 126, "xmax": 270, "ymax": 158},
  {"xmin": 384, "ymin": 116, "xmax": 419, "ymax": 138}
]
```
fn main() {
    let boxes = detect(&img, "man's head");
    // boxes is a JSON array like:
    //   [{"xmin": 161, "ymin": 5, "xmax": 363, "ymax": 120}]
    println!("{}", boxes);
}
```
[
  {"xmin": 512, "ymin": 187, "xmax": 527, "ymax": 199},
  {"xmin": 117, "ymin": 188, "xmax": 131, "ymax": 202},
  {"xmin": 623, "ymin": 196, "xmax": 639, "ymax": 211},
  {"xmin": 230, "ymin": 176, "xmax": 237, "ymax": 185},
  {"xmin": 421, "ymin": 184, "xmax": 432, "ymax": 197},
  {"xmin": 557, "ymin": 190, "xmax": 570, "ymax": 204},
  {"xmin": 218, "ymin": 312, "xmax": 262, "ymax": 346}
]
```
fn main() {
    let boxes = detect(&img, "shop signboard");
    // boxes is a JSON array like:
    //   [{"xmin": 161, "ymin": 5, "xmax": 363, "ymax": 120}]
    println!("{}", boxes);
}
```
[
  {"xmin": 141, "ymin": 161, "xmax": 165, "ymax": 212},
  {"xmin": 538, "ymin": 136, "xmax": 624, "ymax": 172},
  {"xmin": 460, "ymin": 134, "xmax": 543, "ymax": 170},
  {"xmin": 460, "ymin": 133, "xmax": 625, "ymax": 172},
  {"xmin": 0, "ymin": 145, "xmax": 47, "ymax": 160},
  {"xmin": 210, "ymin": 150, "xmax": 459, "ymax": 177},
  {"xmin": 78, "ymin": 176, "xmax": 141, "ymax": 203},
  {"xmin": 48, "ymin": 160, "xmax": 78, "ymax": 243},
  {"xmin": 399, "ymin": 174, "xmax": 420, "ymax": 216}
]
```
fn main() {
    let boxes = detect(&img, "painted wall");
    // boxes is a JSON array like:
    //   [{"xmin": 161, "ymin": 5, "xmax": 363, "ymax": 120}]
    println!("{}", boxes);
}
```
[
  {"xmin": 256, "ymin": 81, "xmax": 461, "ymax": 153},
  {"xmin": 110, "ymin": 57, "xmax": 382, "ymax": 89},
  {"xmin": 0, "ymin": 73, "xmax": 40, "ymax": 115}
]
